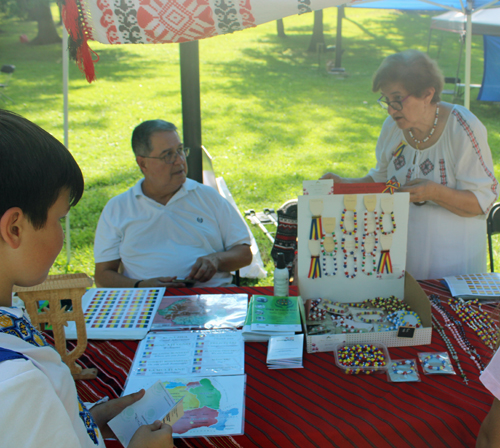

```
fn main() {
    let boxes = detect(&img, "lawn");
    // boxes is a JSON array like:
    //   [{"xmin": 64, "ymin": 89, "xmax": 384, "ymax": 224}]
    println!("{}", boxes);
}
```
[{"xmin": 1, "ymin": 5, "xmax": 499, "ymax": 284}]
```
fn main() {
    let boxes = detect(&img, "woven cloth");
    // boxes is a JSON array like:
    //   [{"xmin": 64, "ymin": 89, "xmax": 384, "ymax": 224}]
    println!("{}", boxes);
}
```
[
  {"xmin": 61, "ymin": 0, "xmax": 362, "ymax": 81},
  {"xmin": 45, "ymin": 283, "xmax": 498, "ymax": 448}
]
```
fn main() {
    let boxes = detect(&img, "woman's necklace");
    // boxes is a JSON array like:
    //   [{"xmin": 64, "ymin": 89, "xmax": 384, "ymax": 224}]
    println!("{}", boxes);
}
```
[{"xmin": 408, "ymin": 104, "xmax": 439, "ymax": 149}]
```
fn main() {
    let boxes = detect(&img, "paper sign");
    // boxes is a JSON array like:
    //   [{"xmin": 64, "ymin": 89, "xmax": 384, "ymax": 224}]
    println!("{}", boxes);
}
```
[
  {"xmin": 303, "ymin": 179, "xmax": 334, "ymax": 195},
  {"xmin": 109, "ymin": 380, "xmax": 184, "ymax": 447}
]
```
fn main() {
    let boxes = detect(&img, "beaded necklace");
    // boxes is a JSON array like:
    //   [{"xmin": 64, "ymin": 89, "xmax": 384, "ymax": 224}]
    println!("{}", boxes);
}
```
[
  {"xmin": 361, "ymin": 210, "xmax": 379, "ymax": 276},
  {"xmin": 341, "ymin": 238, "xmax": 358, "ymax": 278},
  {"xmin": 408, "ymin": 104, "xmax": 440, "ymax": 149},
  {"xmin": 320, "ymin": 230, "xmax": 338, "ymax": 277},
  {"xmin": 430, "ymin": 295, "xmax": 485, "ymax": 373},
  {"xmin": 431, "ymin": 315, "xmax": 468, "ymax": 383},
  {"xmin": 449, "ymin": 298, "xmax": 497, "ymax": 349}
]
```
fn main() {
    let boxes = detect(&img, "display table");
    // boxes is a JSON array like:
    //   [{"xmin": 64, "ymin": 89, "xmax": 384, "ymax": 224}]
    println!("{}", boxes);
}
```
[{"xmin": 45, "ymin": 281, "xmax": 498, "ymax": 448}]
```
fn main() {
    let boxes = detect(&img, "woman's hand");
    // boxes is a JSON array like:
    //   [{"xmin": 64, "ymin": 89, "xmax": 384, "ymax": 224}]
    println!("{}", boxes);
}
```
[
  {"xmin": 129, "ymin": 421, "xmax": 174, "ymax": 448},
  {"xmin": 400, "ymin": 178, "xmax": 437, "ymax": 203},
  {"xmin": 320, "ymin": 172, "xmax": 344, "ymax": 182}
]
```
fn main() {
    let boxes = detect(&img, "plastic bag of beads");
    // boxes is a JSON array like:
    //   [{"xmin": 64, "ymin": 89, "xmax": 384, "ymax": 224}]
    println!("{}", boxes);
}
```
[
  {"xmin": 418, "ymin": 352, "xmax": 456, "ymax": 375},
  {"xmin": 334, "ymin": 343, "xmax": 390, "ymax": 375},
  {"xmin": 387, "ymin": 359, "xmax": 420, "ymax": 383}
]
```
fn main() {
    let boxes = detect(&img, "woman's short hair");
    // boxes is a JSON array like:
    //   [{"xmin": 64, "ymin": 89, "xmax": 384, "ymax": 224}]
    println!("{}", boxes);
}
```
[
  {"xmin": 372, "ymin": 50, "xmax": 444, "ymax": 103},
  {"xmin": 131, "ymin": 120, "xmax": 178, "ymax": 156}
]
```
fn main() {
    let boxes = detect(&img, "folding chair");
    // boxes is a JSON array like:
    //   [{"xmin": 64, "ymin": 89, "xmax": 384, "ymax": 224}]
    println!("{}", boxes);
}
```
[
  {"xmin": 487, "ymin": 203, "xmax": 500, "ymax": 272},
  {"xmin": 0, "ymin": 65, "xmax": 16, "ymax": 102}
]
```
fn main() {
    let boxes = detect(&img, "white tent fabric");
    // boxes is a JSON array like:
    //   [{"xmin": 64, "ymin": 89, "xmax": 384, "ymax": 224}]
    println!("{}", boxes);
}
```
[{"xmin": 431, "ymin": 7, "xmax": 500, "ymax": 35}]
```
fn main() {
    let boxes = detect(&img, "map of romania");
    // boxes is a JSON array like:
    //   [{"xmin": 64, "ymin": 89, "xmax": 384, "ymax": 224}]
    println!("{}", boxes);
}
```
[{"xmin": 164, "ymin": 378, "xmax": 240, "ymax": 434}]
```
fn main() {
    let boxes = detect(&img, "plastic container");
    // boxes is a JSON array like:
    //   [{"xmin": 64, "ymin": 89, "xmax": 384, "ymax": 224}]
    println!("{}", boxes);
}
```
[
  {"xmin": 333, "ymin": 342, "xmax": 390, "ymax": 375},
  {"xmin": 274, "ymin": 252, "xmax": 289, "ymax": 297}
]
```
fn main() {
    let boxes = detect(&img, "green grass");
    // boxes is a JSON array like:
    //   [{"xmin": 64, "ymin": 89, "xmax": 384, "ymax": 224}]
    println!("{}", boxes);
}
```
[{"xmin": 1, "ymin": 6, "xmax": 499, "ymax": 284}]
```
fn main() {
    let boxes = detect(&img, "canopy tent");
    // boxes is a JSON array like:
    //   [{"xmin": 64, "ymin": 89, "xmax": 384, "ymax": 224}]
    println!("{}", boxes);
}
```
[
  {"xmin": 350, "ymin": 0, "xmax": 500, "ymax": 109},
  {"xmin": 478, "ymin": 34, "xmax": 500, "ymax": 100},
  {"xmin": 430, "ymin": 8, "xmax": 500, "ymax": 101},
  {"xmin": 431, "ymin": 6, "xmax": 500, "ymax": 35}
]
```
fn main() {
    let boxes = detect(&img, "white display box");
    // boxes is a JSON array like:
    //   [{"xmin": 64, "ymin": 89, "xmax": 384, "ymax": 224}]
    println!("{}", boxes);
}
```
[{"xmin": 301, "ymin": 272, "xmax": 432, "ymax": 353}]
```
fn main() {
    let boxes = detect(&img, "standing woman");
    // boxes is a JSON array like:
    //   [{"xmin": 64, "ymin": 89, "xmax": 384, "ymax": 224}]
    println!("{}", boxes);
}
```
[{"xmin": 323, "ymin": 50, "xmax": 498, "ymax": 280}]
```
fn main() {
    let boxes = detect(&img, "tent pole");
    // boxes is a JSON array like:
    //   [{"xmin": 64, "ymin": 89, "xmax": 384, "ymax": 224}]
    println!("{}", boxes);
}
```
[
  {"xmin": 63, "ymin": 27, "xmax": 71, "ymax": 266},
  {"xmin": 464, "ymin": 0, "xmax": 472, "ymax": 109},
  {"xmin": 180, "ymin": 41, "xmax": 203, "ymax": 183}
]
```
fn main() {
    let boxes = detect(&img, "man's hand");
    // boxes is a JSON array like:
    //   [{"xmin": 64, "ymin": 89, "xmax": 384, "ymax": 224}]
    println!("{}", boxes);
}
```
[
  {"xmin": 138, "ymin": 277, "xmax": 185, "ymax": 288},
  {"xmin": 129, "ymin": 421, "xmax": 174, "ymax": 448},
  {"xmin": 90, "ymin": 390, "xmax": 146, "ymax": 439},
  {"xmin": 187, "ymin": 254, "xmax": 220, "ymax": 283}
]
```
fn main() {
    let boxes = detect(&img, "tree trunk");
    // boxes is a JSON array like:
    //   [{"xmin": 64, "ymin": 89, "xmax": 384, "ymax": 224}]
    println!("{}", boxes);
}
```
[
  {"xmin": 307, "ymin": 9, "xmax": 325, "ymax": 53},
  {"xmin": 28, "ymin": 0, "xmax": 61, "ymax": 45},
  {"xmin": 277, "ymin": 19, "xmax": 286, "ymax": 38}
]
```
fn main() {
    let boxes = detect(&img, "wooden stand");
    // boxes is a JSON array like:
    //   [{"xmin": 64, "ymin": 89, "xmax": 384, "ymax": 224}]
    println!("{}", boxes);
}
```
[{"xmin": 13, "ymin": 274, "xmax": 98, "ymax": 380}]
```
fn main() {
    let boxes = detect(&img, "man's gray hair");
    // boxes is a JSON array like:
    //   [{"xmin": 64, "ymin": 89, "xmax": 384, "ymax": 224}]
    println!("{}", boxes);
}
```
[{"xmin": 131, "ymin": 120, "xmax": 178, "ymax": 156}]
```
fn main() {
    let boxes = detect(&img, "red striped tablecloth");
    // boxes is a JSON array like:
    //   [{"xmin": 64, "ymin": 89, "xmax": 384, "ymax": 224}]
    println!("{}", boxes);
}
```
[{"xmin": 45, "ymin": 282, "xmax": 498, "ymax": 448}]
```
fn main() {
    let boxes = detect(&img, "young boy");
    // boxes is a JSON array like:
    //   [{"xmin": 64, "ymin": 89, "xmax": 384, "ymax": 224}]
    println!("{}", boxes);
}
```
[{"xmin": 0, "ymin": 109, "xmax": 174, "ymax": 448}]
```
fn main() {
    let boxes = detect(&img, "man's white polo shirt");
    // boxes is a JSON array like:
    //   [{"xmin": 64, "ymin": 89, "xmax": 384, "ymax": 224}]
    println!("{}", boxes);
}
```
[{"xmin": 94, "ymin": 178, "xmax": 251, "ymax": 287}]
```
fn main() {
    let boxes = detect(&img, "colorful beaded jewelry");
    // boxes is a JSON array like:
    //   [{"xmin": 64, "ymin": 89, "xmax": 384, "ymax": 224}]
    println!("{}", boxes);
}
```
[
  {"xmin": 431, "ymin": 315, "xmax": 469, "ymax": 383},
  {"xmin": 320, "ymin": 300, "xmax": 349, "ymax": 315},
  {"xmin": 340, "ymin": 209, "xmax": 358, "ymax": 236},
  {"xmin": 422, "ymin": 354, "xmax": 448, "ymax": 372},
  {"xmin": 308, "ymin": 299, "xmax": 327, "ymax": 322},
  {"xmin": 361, "ymin": 210, "xmax": 379, "ymax": 276},
  {"xmin": 387, "ymin": 310, "xmax": 421, "ymax": 328},
  {"xmin": 341, "ymin": 238, "xmax": 358, "ymax": 279},
  {"xmin": 354, "ymin": 310, "xmax": 385, "ymax": 323},
  {"xmin": 379, "ymin": 211, "xmax": 396, "ymax": 235},
  {"xmin": 391, "ymin": 360, "xmax": 415, "ymax": 375},
  {"xmin": 364, "ymin": 296, "xmax": 410, "ymax": 313},
  {"xmin": 337, "ymin": 344, "xmax": 387, "ymax": 374},
  {"xmin": 320, "ymin": 232, "xmax": 338, "ymax": 277},
  {"xmin": 408, "ymin": 104, "xmax": 439, "ymax": 149},
  {"xmin": 449, "ymin": 297, "xmax": 498, "ymax": 349},
  {"xmin": 430, "ymin": 295, "xmax": 484, "ymax": 376}
]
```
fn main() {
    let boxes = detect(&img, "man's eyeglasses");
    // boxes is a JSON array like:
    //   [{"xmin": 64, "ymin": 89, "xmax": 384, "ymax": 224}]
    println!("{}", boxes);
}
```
[
  {"xmin": 142, "ymin": 147, "xmax": 190, "ymax": 164},
  {"xmin": 377, "ymin": 94, "xmax": 411, "ymax": 111}
]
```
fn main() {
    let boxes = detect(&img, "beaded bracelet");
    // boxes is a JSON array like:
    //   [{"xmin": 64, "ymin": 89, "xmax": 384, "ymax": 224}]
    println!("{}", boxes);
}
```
[
  {"xmin": 422, "ymin": 354, "xmax": 447, "ymax": 372},
  {"xmin": 391, "ymin": 360, "xmax": 415, "ymax": 375},
  {"xmin": 354, "ymin": 310, "xmax": 385, "ymax": 323}
]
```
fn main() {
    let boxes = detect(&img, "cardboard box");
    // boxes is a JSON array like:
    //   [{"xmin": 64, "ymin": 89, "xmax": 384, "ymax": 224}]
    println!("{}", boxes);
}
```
[{"xmin": 301, "ymin": 272, "xmax": 432, "ymax": 353}]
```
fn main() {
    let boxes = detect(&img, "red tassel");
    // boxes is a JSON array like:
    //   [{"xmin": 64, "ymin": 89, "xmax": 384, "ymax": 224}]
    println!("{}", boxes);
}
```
[
  {"xmin": 61, "ymin": 0, "xmax": 80, "ymax": 41},
  {"xmin": 77, "ymin": 41, "xmax": 97, "ymax": 83},
  {"xmin": 61, "ymin": 0, "xmax": 98, "ymax": 83}
]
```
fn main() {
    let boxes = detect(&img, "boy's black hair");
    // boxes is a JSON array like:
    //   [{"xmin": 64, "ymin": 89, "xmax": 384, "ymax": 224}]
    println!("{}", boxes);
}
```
[{"xmin": 0, "ymin": 109, "xmax": 84, "ymax": 229}]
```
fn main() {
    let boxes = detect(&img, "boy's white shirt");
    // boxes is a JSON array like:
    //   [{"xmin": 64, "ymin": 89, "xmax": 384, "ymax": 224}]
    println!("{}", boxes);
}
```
[{"xmin": 0, "ymin": 307, "xmax": 105, "ymax": 448}]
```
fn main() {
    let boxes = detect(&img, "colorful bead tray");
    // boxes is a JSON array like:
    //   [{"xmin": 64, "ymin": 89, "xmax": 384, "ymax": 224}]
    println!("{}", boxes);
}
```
[{"xmin": 333, "ymin": 342, "xmax": 390, "ymax": 375}]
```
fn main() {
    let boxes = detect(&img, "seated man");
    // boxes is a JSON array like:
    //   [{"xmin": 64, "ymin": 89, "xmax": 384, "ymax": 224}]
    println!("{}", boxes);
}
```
[{"xmin": 94, "ymin": 120, "xmax": 252, "ymax": 288}]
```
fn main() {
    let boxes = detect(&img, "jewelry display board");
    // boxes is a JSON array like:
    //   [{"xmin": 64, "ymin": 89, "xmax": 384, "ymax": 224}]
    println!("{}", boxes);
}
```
[{"xmin": 297, "ymin": 192, "xmax": 410, "ymax": 303}]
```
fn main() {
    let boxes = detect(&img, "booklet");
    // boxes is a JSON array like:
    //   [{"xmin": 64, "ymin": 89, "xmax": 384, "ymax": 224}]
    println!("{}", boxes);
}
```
[
  {"xmin": 250, "ymin": 295, "xmax": 302, "ymax": 333},
  {"xmin": 64, "ymin": 287, "xmax": 165, "ymax": 340},
  {"xmin": 151, "ymin": 294, "xmax": 248, "ymax": 331},
  {"xmin": 109, "ymin": 380, "xmax": 184, "ymax": 447},
  {"xmin": 443, "ymin": 273, "xmax": 500, "ymax": 300},
  {"xmin": 242, "ymin": 299, "xmax": 295, "ymax": 342},
  {"xmin": 123, "ymin": 330, "xmax": 245, "ymax": 393},
  {"xmin": 267, "ymin": 334, "xmax": 304, "ymax": 369},
  {"xmin": 122, "ymin": 330, "xmax": 246, "ymax": 438},
  {"xmin": 65, "ymin": 290, "xmax": 248, "ymax": 340}
]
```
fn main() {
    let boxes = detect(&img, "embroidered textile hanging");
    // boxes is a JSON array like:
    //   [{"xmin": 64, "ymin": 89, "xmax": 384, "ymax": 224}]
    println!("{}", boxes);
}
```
[{"xmin": 61, "ymin": 0, "xmax": 359, "ymax": 82}]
